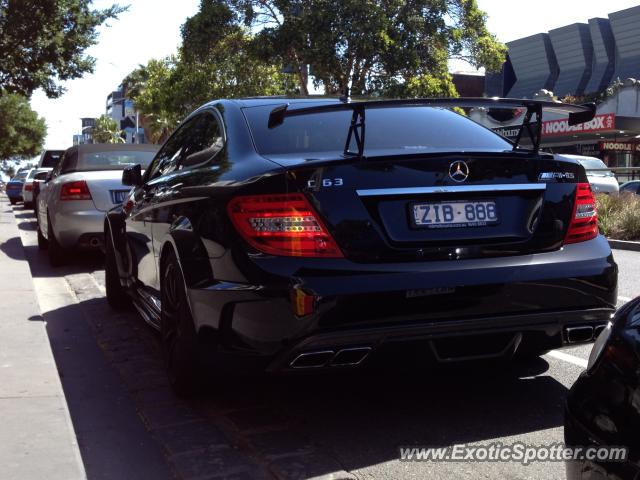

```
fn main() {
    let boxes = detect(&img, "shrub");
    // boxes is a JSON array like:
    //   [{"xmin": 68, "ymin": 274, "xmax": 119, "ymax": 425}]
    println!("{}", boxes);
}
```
[{"xmin": 596, "ymin": 192, "xmax": 640, "ymax": 240}]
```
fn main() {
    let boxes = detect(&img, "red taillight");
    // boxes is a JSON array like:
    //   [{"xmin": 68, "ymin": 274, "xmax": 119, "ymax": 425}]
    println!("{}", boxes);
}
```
[
  {"xmin": 227, "ymin": 193, "xmax": 343, "ymax": 258},
  {"xmin": 60, "ymin": 180, "xmax": 92, "ymax": 201},
  {"xmin": 564, "ymin": 183, "xmax": 598, "ymax": 244},
  {"xmin": 24, "ymin": 182, "xmax": 33, "ymax": 192}
]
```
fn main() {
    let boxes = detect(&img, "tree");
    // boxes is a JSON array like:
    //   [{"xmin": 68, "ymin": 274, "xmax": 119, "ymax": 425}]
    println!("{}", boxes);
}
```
[
  {"xmin": 228, "ymin": 0, "xmax": 506, "ymax": 96},
  {"xmin": 0, "ymin": 0, "xmax": 126, "ymax": 98},
  {"xmin": 1, "ymin": 164, "xmax": 16, "ymax": 179},
  {"xmin": 122, "ymin": 3, "xmax": 297, "ymax": 143},
  {"xmin": 92, "ymin": 114, "xmax": 124, "ymax": 143},
  {"xmin": 0, "ymin": 93, "xmax": 46, "ymax": 160}
]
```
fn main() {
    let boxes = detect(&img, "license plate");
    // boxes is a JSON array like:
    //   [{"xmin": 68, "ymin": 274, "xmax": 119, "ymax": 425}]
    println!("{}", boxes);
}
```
[
  {"xmin": 111, "ymin": 190, "xmax": 130, "ymax": 204},
  {"xmin": 411, "ymin": 200, "xmax": 499, "ymax": 228}
]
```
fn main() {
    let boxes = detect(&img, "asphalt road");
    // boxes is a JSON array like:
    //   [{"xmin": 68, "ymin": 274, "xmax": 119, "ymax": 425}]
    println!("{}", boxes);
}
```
[{"xmin": 10, "ymin": 204, "xmax": 637, "ymax": 480}]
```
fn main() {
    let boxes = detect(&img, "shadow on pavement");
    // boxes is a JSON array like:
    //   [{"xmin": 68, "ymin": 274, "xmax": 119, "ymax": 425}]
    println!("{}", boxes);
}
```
[{"xmin": 0, "ymin": 236, "xmax": 23, "ymax": 260}]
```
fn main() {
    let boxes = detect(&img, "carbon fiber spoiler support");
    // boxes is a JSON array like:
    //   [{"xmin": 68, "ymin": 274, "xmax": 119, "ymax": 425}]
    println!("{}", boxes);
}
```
[{"xmin": 267, "ymin": 97, "xmax": 597, "ymax": 155}]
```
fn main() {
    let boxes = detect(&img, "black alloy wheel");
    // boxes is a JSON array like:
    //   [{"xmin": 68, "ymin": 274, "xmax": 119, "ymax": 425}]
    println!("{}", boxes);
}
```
[{"xmin": 160, "ymin": 250, "xmax": 202, "ymax": 397}]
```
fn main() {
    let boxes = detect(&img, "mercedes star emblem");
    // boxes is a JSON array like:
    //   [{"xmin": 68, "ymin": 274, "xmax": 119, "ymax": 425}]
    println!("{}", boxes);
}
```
[{"xmin": 448, "ymin": 160, "xmax": 470, "ymax": 183}]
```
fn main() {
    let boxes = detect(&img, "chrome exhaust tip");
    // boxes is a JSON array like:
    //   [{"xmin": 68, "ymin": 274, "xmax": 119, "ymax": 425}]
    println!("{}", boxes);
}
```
[
  {"xmin": 289, "ymin": 350, "xmax": 334, "ymax": 369},
  {"xmin": 330, "ymin": 347, "xmax": 372, "ymax": 367},
  {"xmin": 593, "ymin": 324, "xmax": 607, "ymax": 338},
  {"xmin": 565, "ymin": 326, "xmax": 594, "ymax": 344}
]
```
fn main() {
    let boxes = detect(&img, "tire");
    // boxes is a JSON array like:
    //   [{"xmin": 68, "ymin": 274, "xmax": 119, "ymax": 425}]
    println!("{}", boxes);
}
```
[
  {"xmin": 105, "ymin": 228, "xmax": 130, "ymax": 310},
  {"xmin": 160, "ymin": 249, "xmax": 202, "ymax": 397},
  {"xmin": 37, "ymin": 223, "xmax": 48, "ymax": 250},
  {"xmin": 47, "ymin": 214, "xmax": 66, "ymax": 267},
  {"xmin": 9, "ymin": 198, "xmax": 16, "ymax": 205}
]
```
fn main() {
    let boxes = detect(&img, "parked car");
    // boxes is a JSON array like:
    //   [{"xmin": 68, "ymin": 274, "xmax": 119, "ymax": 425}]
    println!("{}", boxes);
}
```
[
  {"xmin": 37, "ymin": 144, "xmax": 159, "ymax": 266},
  {"xmin": 103, "ymin": 97, "xmax": 617, "ymax": 396},
  {"xmin": 36, "ymin": 149, "xmax": 64, "ymax": 169},
  {"xmin": 22, "ymin": 168, "xmax": 51, "ymax": 208},
  {"xmin": 5, "ymin": 170, "xmax": 29, "ymax": 204},
  {"xmin": 557, "ymin": 154, "xmax": 619, "ymax": 195},
  {"xmin": 31, "ymin": 170, "xmax": 52, "ymax": 217},
  {"xmin": 565, "ymin": 297, "xmax": 640, "ymax": 479},
  {"xmin": 619, "ymin": 180, "xmax": 640, "ymax": 195}
]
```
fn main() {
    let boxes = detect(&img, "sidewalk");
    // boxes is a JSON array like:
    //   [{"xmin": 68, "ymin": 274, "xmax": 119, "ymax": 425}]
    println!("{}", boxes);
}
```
[{"xmin": 0, "ymin": 198, "xmax": 86, "ymax": 480}]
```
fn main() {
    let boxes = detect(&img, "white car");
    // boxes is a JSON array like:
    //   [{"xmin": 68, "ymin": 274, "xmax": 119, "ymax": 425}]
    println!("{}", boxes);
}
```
[
  {"xmin": 37, "ymin": 143, "xmax": 159, "ymax": 266},
  {"xmin": 22, "ymin": 167, "xmax": 52, "ymax": 209},
  {"xmin": 557, "ymin": 154, "xmax": 619, "ymax": 195}
]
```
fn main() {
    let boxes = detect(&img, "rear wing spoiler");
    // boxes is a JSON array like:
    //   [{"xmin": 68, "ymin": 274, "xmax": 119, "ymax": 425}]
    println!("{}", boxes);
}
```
[{"xmin": 267, "ymin": 97, "xmax": 597, "ymax": 156}]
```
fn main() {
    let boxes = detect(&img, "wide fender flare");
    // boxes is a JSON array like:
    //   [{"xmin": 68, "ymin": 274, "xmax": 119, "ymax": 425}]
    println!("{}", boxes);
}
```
[
  {"xmin": 104, "ymin": 207, "xmax": 132, "ymax": 281},
  {"xmin": 158, "ymin": 216, "xmax": 213, "ymax": 290}
]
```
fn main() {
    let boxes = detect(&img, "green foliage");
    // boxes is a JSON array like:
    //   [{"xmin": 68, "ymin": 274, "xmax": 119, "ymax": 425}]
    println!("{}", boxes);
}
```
[
  {"xmin": 0, "ymin": 0, "xmax": 126, "ymax": 98},
  {"xmin": 2, "ymin": 164, "xmax": 16, "ymax": 178},
  {"xmin": 596, "ymin": 192, "xmax": 640, "ymax": 240},
  {"xmin": 123, "ymin": 0, "xmax": 504, "ymax": 140},
  {"xmin": 92, "ymin": 114, "xmax": 124, "ymax": 143},
  {"xmin": 123, "ymin": 2, "xmax": 297, "ymax": 143},
  {"xmin": 230, "ymin": 0, "xmax": 506, "ymax": 96},
  {"xmin": 0, "ymin": 93, "xmax": 46, "ymax": 160}
]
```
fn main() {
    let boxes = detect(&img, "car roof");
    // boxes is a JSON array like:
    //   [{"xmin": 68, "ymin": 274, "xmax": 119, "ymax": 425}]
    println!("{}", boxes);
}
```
[
  {"xmin": 65, "ymin": 143, "xmax": 160, "ymax": 154},
  {"xmin": 210, "ymin": 96, "xmax": 344, "ymax": 109}
]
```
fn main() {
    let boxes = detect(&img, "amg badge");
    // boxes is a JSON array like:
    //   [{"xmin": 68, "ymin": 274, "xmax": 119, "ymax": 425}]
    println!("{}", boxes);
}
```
[{"xmin": 539, "ymin": 172, "xmax": 575, "ymax": 180}]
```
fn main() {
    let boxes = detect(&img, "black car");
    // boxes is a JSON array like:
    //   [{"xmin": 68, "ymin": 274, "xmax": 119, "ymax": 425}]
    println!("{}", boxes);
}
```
[
  {"xmin": 565, "ymin": 298, "xmax": 640, "ymax": 479},
  {"xmin": 104, "ymin": 97, "xmax": 618, "ymax": 395}
]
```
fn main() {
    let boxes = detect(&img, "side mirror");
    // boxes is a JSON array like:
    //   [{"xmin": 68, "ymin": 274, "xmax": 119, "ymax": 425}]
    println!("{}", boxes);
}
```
[{"xmin": 122, "ymin": 164, "xmax": 143, "ymax": 187}]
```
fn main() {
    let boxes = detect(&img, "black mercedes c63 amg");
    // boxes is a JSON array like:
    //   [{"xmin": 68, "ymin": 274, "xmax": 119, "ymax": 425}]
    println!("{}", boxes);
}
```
[{"xmin": 104, "ymin": 97, "xmax": 617, "ymax": 395}]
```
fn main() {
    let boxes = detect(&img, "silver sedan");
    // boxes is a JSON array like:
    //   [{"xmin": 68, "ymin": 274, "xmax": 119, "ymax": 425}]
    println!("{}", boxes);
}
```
[{"xmin": 37, "ymin": 143, "xmax": 159, "ymax": 266}]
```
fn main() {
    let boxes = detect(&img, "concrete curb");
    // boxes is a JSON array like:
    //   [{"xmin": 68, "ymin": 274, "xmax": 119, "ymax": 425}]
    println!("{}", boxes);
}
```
[
  {"xmin": 608, "ymin": 239, "xmax": 640, "ymax": 252},
  {"xmin": 0, "ymin": 198, "xmax": 86, "ymax": 480}
]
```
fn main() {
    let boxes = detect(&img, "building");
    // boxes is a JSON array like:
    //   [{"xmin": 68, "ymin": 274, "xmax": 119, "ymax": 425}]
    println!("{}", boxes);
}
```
[
  {"xmin": 106, "ymin": 85, "xmax": 145, "ymax": 144},
  {"xmin": 73, "ymin": 117, "xmax": 96, "ymax": 145},
  {"xmin": 475, "ymin": 5, "xmax": 640, "ymax": 169}
]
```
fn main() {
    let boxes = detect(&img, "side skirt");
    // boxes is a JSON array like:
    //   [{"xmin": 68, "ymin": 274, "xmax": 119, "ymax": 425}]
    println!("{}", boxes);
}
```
[{"xmin": 132, "ymin": 288, "xmax": 161, "ymax": 331}]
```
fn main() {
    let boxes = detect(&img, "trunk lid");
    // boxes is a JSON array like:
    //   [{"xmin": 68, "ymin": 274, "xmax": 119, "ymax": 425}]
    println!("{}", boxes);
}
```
[
  {"xmin": 80, "ymin": 170, "xmax": 132, "ymax": 212},
  {"xmin": 280, "ymin": 152, "xmax": 586, "ymax": 262}
]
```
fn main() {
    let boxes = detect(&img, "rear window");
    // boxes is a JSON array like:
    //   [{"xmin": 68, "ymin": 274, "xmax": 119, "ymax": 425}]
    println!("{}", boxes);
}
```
[
  {"xmin": 577, "ymin": 158, "xmax": 608, "ymax": 170},
  {"xmin": 40, "ymin": 150, "xmax": 64, "ymax": 168},
  {"xmin": 75, "ymin": 150, "xmax": 156, "ymax": 172},
  {"xmin": 243, "ymin": 104, "xmax": 512, "ymax": 158},
  {"xmin": 12, "ymin": 171, "xmax": 28, "ymax": 181}
]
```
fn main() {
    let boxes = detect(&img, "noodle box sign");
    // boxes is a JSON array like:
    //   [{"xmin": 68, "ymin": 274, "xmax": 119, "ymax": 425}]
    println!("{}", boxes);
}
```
[
  {"xmin": 599, "ymin": 141, "xmax": 640, "ymax": 152},
  {"xmin": 542, "ymin": 113, "xmax": 615, "ymax": 136}
]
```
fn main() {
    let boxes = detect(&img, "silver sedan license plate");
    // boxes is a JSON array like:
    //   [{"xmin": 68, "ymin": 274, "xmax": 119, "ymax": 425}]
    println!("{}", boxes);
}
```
[{"xmin": 411, "ymin": 200, "xmax": 499, "ymax": 228}]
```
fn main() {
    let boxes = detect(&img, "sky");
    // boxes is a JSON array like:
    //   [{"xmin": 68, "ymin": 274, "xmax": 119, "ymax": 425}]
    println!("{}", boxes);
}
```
[{"xmin": 30, "ymin": 0, "xmax": 640, "ymax": 150}]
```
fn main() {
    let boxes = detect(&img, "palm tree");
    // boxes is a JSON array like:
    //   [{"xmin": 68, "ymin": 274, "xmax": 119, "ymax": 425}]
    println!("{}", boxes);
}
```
[
  {"xmin": 144, "ymin": 113, "xmax": 177, "ymax": 144},
  {"xmin": 92, "ymin": 114, "xmax": 125, "ymax": 143}
]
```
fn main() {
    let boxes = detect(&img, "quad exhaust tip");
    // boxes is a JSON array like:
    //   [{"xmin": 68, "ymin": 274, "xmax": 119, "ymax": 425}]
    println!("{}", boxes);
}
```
[
  {"xmin": 565, "ymin": 326, "xmax": 594, "ymax": 344},
  {"xmin": 594, "ymin": 324, "xmax": 607, "ymax": 338},
  {"xmin": 331, "ymin": 347, "xmax": 372, "ymax": 367},
  {"xmin": 289, "ymin": 347, "xmax": 372, "ymax": 369}
]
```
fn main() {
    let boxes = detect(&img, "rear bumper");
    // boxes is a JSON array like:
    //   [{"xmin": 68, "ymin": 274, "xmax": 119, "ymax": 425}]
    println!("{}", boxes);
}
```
[
  {"xmin": 5, "ymin": 188, "xmax": 22, "ymax": 200},
  {"xmin": 22, "ymin": 190, "xmax": 33, "ymax": 203},
  {"xmin": 188, "ymin": 236, "xmax": 617, "ymax": 369},
  {"xmin": 268, "ymin": 307, "xmax": 612, "ymax": 371},
  {"xmin": 52, "ymin": 206, "xmax": 105, "ymax": 249}
]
